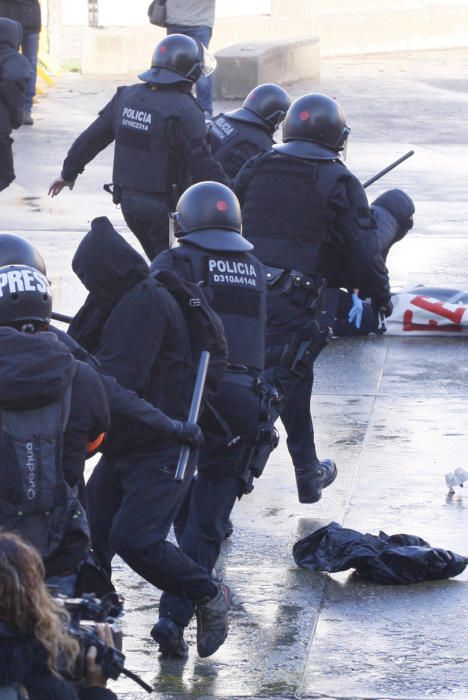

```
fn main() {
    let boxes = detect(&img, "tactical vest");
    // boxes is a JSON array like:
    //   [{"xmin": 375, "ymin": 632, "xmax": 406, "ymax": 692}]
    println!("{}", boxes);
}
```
[
  {"xmin": 0, "ymin": 374, "xmax": 78, "ymax": 561},
  {"xmin": 111, "ymin": 84, "xmax": 199, "ymax": 195},
  {"xmin": 155, "ymin": 246, "xmax": 266, "ymax": 370},
  {"xmin": 241, "ymin": 153, "xmax": 347, "ymax": 276},
  {"xmin": 208, "ymin": 114, "xmax": 273, "ymax": 179}
]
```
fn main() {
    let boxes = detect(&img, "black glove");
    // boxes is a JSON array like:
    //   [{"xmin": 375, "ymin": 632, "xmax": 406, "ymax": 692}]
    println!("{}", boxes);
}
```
[
  {"xmin": 173, "ymin": 421, "xmax": 204, "ymax": 449},
  {"xmin": 372, "ymin": 189, "xmax": 415, "ymax": 241}
]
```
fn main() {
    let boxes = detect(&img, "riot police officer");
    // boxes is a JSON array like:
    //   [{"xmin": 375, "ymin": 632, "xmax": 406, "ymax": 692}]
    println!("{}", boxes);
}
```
[
  {"xmin": 150, "ymin": 181, "xmax": 277, "ymax": 658},
  {"xmin": 48, "ymin": 34, "xmax": 229, "ymax": 260},
  {"xmin": 235, "ymin": 93, "xmax": 410, "ymax": 504},
  {"xmin": 208, "ymin": 83, "xmax": 291, "ymax": 178}
]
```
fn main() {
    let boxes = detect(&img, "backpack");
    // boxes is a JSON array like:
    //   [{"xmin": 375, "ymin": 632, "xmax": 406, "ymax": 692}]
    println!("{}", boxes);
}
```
[
  {"xmin": 0, "ymin": 373, "xmax": 85, "ymax": 563},
  {"xmin": 152, "ymin": 268, "xmax": 228, "ymax": 396}
]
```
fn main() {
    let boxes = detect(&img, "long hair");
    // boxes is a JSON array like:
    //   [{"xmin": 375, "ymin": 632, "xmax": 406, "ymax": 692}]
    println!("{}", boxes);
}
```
[{"xmin": 0, "ymin": 531, "xmax": 79, "ymax": 674}]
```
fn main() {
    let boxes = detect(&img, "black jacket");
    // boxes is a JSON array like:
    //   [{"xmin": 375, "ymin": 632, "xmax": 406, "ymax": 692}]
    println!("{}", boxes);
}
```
[
  {"xmin": 0, "ymin": 328, "xmax": 110, "ymax": 488},
  {"xmin": 0, "ymin": 0, "xmax": 41, "ymax": 33},
  {"xmin": 208, "ymin": 113, "xmax": 274, "ymax": 179},
  {"xmin": 68, "ymin": 217, "xmax": 149, "ymax": 354},
  {"xmin": 0, "ymin": 621, "xmax": 116, "ymax": 700},
  {"xmin": 61, "ymin": 82, "xmax": 229, "ymax": 192},
  {"xmin": 0, "ymin": 18, "xmax": 30, "ymax": 131},
  {"xmin": 236, "ymin": 151, "xmax": 391, "ymax": 310}
]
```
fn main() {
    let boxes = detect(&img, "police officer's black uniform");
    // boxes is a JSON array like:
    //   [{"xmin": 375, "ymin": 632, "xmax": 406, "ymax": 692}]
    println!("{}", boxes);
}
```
[
  {"xmin": 208, "ymin": 82, "xmax": 291, "ymax": 179},
  {"xmin": 54, "ymin": 34, "xmax": 228, "ymax": 260},
  {"xmin": 150, "ymin": 181, "xmax": 273, "ymax": 658},
  {"xmin": 235, "ymin": 93, "xmax": 398, "ymax": 504}
]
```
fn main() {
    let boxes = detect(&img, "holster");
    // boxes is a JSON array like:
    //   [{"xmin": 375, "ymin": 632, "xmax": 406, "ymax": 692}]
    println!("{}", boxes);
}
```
[
  {"xmin": 103, "ymin": 183, "xmax": 122, "ymax": 205},
  {"xmin": 280, "ymin": 270, "xmax": 328, "ymax": 312},
  {"xmin": 279, "ymin": 322, "xmax": 332, "ymax": 377},
  {"xmin": 238, "ymin": 379, "xmax": 280, "ymax": 497}
]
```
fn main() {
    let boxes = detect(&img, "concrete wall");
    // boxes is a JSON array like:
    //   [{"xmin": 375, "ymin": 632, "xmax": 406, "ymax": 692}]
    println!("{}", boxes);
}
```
[{"xmin": 45, "ymin": 0, "xmax": 468, "ymax": 74}]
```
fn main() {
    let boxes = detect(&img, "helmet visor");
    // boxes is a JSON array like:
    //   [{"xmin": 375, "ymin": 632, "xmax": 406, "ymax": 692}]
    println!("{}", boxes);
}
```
[{"xmin": 201, "ymin": 44, "xmax": 217, "ymax": 76}]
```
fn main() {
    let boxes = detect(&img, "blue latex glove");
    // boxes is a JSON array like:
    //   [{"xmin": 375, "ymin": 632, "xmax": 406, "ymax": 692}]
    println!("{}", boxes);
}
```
[{"xmin": 348, "ymin": 293, "xmax": 363, "ymax": 328}]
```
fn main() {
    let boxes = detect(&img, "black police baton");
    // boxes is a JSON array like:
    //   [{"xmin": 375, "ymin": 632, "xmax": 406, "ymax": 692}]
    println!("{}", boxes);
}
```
[
  {"xmin": 363, "ymin": 150, "xmax": 414, "ymax": 189},
  {"xmin": 51, "ymin": 311, "xmax": 73, "ymax": 324},
  {"xmin": 174, "ymin": 350, "xmax": 210, "ymax": 483}
]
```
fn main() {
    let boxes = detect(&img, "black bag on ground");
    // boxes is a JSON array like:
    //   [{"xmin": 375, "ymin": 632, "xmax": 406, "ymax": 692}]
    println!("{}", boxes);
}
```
[
  {"xmin": 293, "ymin": 521, "xmax": 468, "ymax": 584},
  {"xmin": 147, "ymin": 0, "xmax": 167, "ymax": 27}
]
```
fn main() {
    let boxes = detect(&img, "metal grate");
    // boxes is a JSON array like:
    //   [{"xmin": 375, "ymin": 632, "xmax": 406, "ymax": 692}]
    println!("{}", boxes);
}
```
[{"xmin": 88, "ymin": 0, "xmax": 99, "ymax": 27}]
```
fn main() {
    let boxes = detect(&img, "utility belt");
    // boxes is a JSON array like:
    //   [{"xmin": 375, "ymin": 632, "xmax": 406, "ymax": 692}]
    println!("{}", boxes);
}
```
[
  {"xmin": 103, "ymin": 184, "xmax": 172, "ymax": 206},
  {"xmin": 265, "ymin": 265, "xmax": 328, "ymax": 314}
]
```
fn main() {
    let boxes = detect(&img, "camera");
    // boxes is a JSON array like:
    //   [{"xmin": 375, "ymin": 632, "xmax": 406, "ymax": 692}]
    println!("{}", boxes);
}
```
[
  {"xmin": 54, "ymin": 592, "xmax": 152, "ymax": 693},
  {"xmin": 57, "ymin": 592, "xmax": 124, "ymax": 682}
]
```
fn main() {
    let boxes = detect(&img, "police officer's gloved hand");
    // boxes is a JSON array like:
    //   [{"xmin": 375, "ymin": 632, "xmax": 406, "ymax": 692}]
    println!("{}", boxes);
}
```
[
  {"xmin": 173, "ymin": 421, "xmax": 204, "ymax": 449},
  {"xmin": 372, "ymin": 189, "xmax": 415, "ymax": 241},
  {"xmin": 348, "ymin": 292, "xmax": 363, "ymax": 328}
]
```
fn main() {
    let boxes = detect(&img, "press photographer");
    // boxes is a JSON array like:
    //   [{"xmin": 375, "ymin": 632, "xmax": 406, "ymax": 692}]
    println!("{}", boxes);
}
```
[{"xmin": 0, "ymin": 531, "xmax": 118, "ymax": 700}]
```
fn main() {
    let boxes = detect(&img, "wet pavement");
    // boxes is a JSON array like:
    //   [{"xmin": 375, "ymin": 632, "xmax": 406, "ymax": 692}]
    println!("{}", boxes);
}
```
[{"xmin": 1, "ymin": 49, "xmax": 468, "ymax": 699}]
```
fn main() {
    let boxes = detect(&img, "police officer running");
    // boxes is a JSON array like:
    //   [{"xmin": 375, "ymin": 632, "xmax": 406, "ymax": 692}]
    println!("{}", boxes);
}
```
[
  {"xmin": 48, "ymin": 34, "xmax": 229, "ymax": 260},
  {"xmin": 208, "ymin": 83, "xmax": 291, "ymax": 179},
  {"xmin": 236, "ymin": 93, "xmax": 404, "ymax": 505},
  {"xmin": 150, "ymin": 181, "xmax": 277, "ymax": 658}
]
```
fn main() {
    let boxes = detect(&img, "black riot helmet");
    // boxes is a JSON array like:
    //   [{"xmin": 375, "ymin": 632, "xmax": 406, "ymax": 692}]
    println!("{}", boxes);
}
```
[
  {"xmin": 275, "ymin": 93, "xmax": 350, "ymax": 160},
  {"xmin": 138, "ymin": 34, "xmax": 216, "ymax": 86},
  {"xmin": 0, "ymin": 264, "xmax": 52, "ymax": 330},
  {"xmin": 226, "ymin": 83, "xmax": 291, "ymax": 132},
  {"xmin": 172, "ymin": 182, "xmax": 253, "ymax": 252},
  {"xmin": 0, "ymin": 234, "xmax": 46, "ymax": 274}
]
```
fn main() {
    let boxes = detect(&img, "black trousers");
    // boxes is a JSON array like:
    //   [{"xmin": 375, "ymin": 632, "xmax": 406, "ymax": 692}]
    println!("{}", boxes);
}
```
[
  {"xmin": 120, "ymin": 190, "xmax": 171, "ymax": 261},
  {"xmin": 265, "ymin": 344, "xmax": 318, "ymax": 467},
  {"xmin": 0, "ymin": 133, "xmax": 15, "ymax": 192},
  {"xmin": 159, "ymin": 373, "xmax": 261, "ymax": 627},
  {"xmin": 86, "ymin": 450, "xmax": 216, "ymax": 602}
]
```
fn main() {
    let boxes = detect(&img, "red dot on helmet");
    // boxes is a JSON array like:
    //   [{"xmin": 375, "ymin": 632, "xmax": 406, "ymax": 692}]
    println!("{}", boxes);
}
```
[
  {"xmin": 299, "ymin": 111, "xmax": 310, "ymax": 121},
  {"xmin": 159, "ymin": 46, "xmax": 167, "ymax": 54},
  {"xmin": 216, "ymin": 200, "xmax": 228, "ymax": 211}
]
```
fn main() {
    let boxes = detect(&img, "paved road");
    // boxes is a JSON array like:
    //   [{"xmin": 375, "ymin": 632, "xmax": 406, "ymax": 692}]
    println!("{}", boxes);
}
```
[{"xmin": 1, "ymin": 49, "xmax": 467, "ymax": 700}]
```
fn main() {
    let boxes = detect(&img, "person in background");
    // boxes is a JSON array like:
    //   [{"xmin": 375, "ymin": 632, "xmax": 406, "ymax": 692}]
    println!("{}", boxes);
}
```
[
  {"xmin": 0, "ymin": 530, "xmax": 118, "ymax": 700},
  {"xmin": 0, "ymin": 0, "xmax": 41, "ymax": 125},
  {"xmin": 0, "ymin": 18, "xmax": 30, "ymax": 191},
  {"xmin": 165, "ymin": 0, "xmax": 216, "ymax": 118}
]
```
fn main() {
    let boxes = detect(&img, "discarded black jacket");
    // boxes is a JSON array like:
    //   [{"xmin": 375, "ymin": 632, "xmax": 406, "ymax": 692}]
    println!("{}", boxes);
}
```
[
  {"xmin": 0, "ymin": 621, "xmax": 116, "ymax": 700},
  {"xmin": 293, "ymin": 521, "xmax": 468, "ymax": 584},
  {"xmin": 68, "ymin": 216, "xmax": 149, "ymax": 354},
  {"xmin": 0, "ymin": 18, "xmax": 30, "ymax": 130}
]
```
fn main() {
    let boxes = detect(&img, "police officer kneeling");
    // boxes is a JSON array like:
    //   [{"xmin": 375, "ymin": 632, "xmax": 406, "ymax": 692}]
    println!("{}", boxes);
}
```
[{"xmin": 151, "ymin": 182, "xmax": 277, "ymax": 657}]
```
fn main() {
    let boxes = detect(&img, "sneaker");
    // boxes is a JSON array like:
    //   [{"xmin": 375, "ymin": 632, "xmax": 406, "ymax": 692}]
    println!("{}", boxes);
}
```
[
  {"xmin": 295, "ymin": 459, "xmax": 337, "ymax": 503},
  {"xmin": 22, "ymin": 111, "xmax": 34, "ymax": 125},
  {"xmin": 196, "ymin": 581, "xmax": 232, "ymax": 658},
  {"xmin": 151, "ymin": 617, "xmax": 188, "ymax": 658}
]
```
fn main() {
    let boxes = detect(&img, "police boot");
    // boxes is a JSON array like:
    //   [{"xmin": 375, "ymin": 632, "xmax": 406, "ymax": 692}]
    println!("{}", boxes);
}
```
[
  {"xmin": 196, "ymin": 580, "xmax": 232, "ymax": 658},
  {"xmin": 294, "ymin": 459, "xmax": 337, "ymax": 504},
  {"xmin": 151, "ymin": 617, "xmax": 189, "ymax": 658}
]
